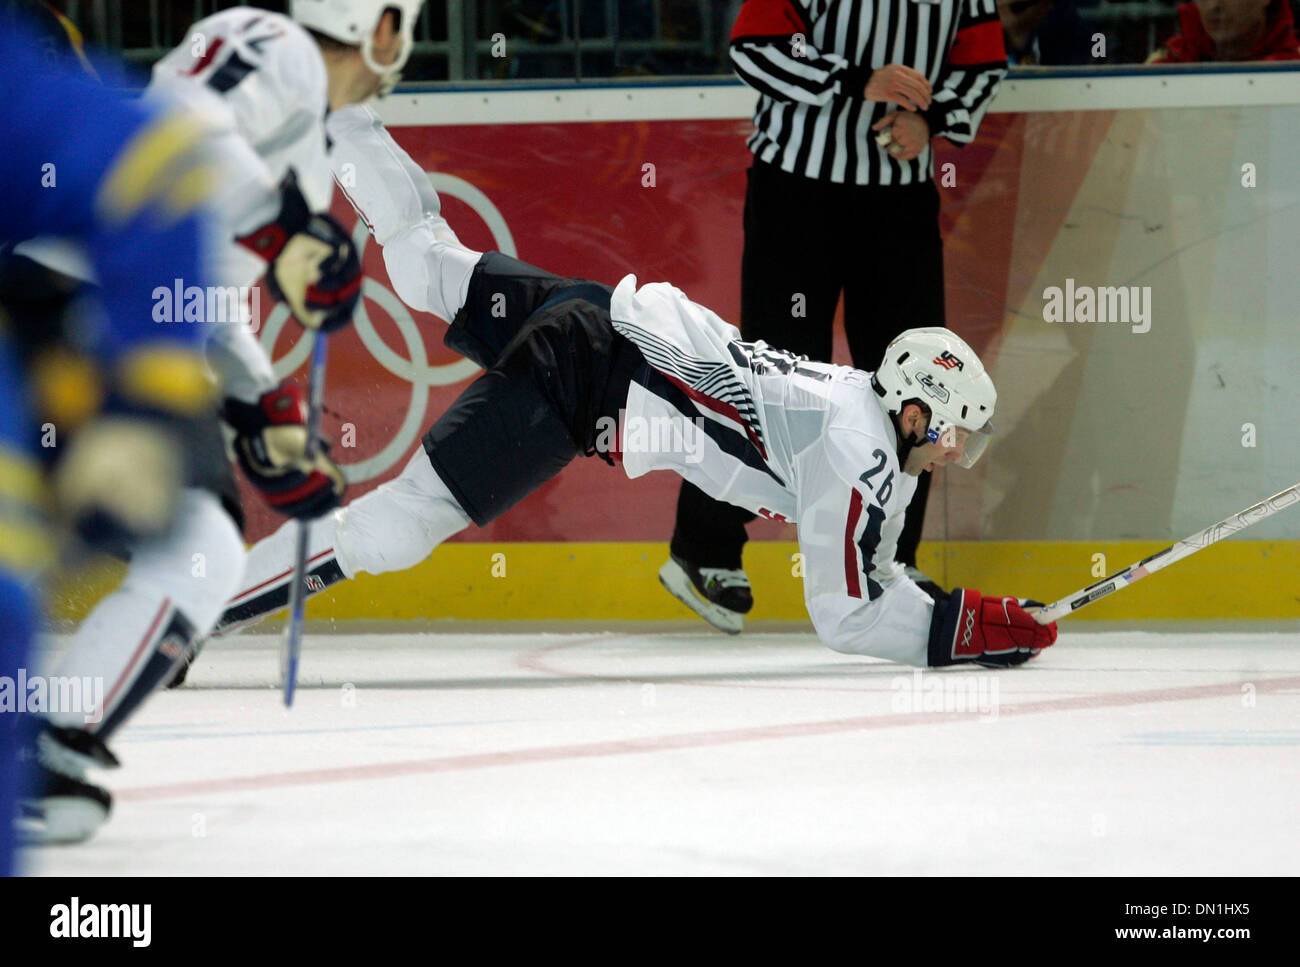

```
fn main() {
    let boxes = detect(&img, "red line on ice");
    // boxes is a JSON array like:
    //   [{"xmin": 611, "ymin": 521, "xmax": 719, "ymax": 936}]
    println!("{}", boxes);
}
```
[{"xmin": 116, "ymin": 672, "xmax": 1300, "ymax": 802}]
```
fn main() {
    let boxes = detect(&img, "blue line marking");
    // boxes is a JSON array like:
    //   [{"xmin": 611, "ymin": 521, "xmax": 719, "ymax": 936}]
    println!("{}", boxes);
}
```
[{"xmin": 1121, "ymin": 730, "xmax": 1300, "ymax": 747}]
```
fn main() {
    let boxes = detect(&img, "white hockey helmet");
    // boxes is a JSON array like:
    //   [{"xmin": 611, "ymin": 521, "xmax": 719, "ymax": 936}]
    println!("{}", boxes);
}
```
[
  {"xmin": 872, "ymin": 327, "xmax": 997, "ymax": 468},
  {"xmin": 291, "ymin": 0, "xmax": 425, "ymax": 94}
]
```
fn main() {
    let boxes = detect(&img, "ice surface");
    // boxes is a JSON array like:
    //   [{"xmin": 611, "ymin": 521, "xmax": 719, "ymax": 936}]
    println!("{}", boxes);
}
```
[{"xmin": 23, "ymin": 626, "xmax": 1300, "ymax": 875}]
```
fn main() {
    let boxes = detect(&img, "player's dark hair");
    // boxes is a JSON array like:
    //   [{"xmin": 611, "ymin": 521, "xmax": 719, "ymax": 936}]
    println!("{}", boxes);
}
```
[
  {"xmin": 890, "ymin": 398, "xmax": 931, "ymax": 463},
  {"xmin": 899, "ymin": 398, "xmax": 931, "ymax": 420}
]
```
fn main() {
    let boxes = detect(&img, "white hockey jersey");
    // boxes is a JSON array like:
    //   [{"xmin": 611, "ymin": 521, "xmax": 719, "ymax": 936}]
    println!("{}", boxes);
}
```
[
  {"xmin": 150, "ymin": 7, "xmax": 334, "ymax": 282},
  {"xmin": 611, "ymin": 279, "xmax": 937, "ymax": 665},
  {"xmin": 148, "ymin": 7, "xmax": 335, "ymax": 402}
]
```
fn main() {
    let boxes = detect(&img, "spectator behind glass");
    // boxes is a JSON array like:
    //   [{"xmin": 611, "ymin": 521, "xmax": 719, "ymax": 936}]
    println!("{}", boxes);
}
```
[
  {"xmin": 998, "ymin": 0, "xmax": 1095, "ymax": 65},
  {"xmin": 1148, "ymin": 0, "xmax": 1300, "ymax": 62}
]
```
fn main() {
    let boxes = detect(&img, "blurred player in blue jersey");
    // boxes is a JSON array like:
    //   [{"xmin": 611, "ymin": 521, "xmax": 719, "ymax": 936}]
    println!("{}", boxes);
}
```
[{"xmin": 0, "ymin": 12, "xmax": 219, "ymax": 874}]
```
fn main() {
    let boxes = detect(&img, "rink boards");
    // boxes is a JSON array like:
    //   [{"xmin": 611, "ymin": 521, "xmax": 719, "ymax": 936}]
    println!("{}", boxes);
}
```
[
  {"xmin": 61, "ymin": 72, "xmax": 1300, "ymax": 624},
  {"xmin": 50, "ymin": 538, "xmax": 1300, "ymax": 622}
]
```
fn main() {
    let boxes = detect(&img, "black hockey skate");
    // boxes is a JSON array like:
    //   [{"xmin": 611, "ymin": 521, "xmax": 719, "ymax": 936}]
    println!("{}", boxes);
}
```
[
  {"xmin": 658, "ymin": 553, "xmax": 754, "ymax": 634},
  {"xmin": 16, "ymin": 721, "xmax": 119, "ymax": 845}
]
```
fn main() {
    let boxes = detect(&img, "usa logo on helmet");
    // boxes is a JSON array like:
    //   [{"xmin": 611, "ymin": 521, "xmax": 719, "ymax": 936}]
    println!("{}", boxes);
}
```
[{"xmin": 933, "ymin": 351, "xmax": 964, "ymax": 371}]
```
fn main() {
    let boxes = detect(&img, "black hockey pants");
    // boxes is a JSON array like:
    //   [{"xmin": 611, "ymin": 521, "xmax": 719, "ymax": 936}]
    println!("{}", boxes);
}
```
[{"xmin": 421, "ymin": 252, "xmax": 644, "ymax": 527}]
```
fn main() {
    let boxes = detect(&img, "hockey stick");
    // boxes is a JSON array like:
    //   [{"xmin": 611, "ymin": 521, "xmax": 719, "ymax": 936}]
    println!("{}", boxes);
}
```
[
  {"xmin": 1034, "ymin": 481, "xmax": 1300, "ymax": 624},
  {"xmin": 281, "ymin": 331, "xmax": 329, "ymax": 707}
]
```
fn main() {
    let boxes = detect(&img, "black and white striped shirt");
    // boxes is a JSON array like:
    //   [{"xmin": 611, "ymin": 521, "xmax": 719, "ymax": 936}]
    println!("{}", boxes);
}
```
[{"xmin": 729, "ymin": 0, "xmax": 1007, "ymax": 185}]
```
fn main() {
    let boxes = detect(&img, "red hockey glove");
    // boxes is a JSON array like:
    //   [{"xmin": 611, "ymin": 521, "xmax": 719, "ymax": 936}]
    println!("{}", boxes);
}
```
[
  {"xmin": 222, "ymin": 383, "xmax": 345, "ymax": 520},
  {"xmin": 927, "ymin": 588, "xmax": 1057, "ymax": 667},
  {"xmin": 236, "ymin": 170, "xmax": 361, "ymax": 333}
]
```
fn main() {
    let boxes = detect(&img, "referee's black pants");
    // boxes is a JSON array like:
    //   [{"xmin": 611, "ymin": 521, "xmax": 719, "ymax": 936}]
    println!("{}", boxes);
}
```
[{"xmin": 671, "ymin": 160, "xmax": 946, "ymax": 571}]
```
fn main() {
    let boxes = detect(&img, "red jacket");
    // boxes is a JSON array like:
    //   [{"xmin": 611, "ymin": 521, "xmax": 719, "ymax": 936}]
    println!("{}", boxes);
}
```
[{"xmin": 1151, "ymin": 1, "xmax": 1300, "ymax": 62}]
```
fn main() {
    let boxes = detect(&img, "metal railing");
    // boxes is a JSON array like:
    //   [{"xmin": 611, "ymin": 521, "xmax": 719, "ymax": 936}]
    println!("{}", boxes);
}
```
[
  {"xmin": 60, "ymin": 0, "xmax": 723, "ymax": 79},
  {"xmin": 59, "ymin": 0, "xmax": 1201, "ymax": 80}
]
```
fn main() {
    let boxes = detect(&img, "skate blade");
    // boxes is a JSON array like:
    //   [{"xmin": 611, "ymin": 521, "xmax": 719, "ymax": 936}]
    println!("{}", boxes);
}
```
[
  {"xmin": 658, "ymin": 560, "xmax": 744, "ymax": 635},
  {"xmin": 17, "ymin": 797, "xmax": 109, "ymax": 845}
]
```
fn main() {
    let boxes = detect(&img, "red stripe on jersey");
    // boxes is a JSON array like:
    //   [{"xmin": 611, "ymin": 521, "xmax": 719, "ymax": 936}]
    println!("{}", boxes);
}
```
[
  {"xmin": 844, "ymin": 489, "xmax": 864, "ymax": 599},
  {"xmin": 336, "ymin": 180, "xmax": 377, "ymax": 237},
  {"xmin": 947, "ymin": 19, "xmax": 1006, "ymax": 67},
  {"xmin": 185, "ymin": 36, "xmax": 225, "ymax": 76},
  {"xmin": 657, "ymin": 369, "xmax": 768, "ymax": 461},
  {"xmin": 730, "ymin": 0, "xmax": 810, "ymax": 42}
]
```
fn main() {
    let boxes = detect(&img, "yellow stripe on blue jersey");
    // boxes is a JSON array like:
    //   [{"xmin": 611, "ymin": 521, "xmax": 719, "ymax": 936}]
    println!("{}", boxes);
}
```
[
  {"xmin": 30, "ymin": 348, "xmax": 103, "ymax": 432},
  {"xmin": 0, "ymin": 446, "xmax": 52, "ymax": 572},
  {"xmin": 0, "ymin": 448, "xmax": 45, "ymax": 506},
  {"xmin": 160, "ymin": 163, "xmax": 220, "ymax": 222},
  {"xmin": 94, "ymin": 113, "xmax": 212, "ymax": 227},
  {"xmin": 117, "ymin": 344, "xmax": 216, "ymax": 417}
]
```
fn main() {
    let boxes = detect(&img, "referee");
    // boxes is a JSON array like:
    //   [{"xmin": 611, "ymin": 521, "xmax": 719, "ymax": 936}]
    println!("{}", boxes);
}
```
[{"xmin": 659, "ymin": 0, "xmax": 1007, "ymax": 633}]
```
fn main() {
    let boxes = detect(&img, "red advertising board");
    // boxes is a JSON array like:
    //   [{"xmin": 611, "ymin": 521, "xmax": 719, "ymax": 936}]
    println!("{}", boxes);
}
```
[{"xmin": 247, "ymin": 114, "xmax": 1023, "ymax": 544}]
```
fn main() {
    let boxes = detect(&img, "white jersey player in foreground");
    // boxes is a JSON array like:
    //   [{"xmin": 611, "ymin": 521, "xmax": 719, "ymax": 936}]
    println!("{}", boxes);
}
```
[
  {"xmin": 212, "ymin": 239, "xmax": 1059, "ymax": 666},
  {"xmin": 19, "ymin": 0, "xmax": 426, "ymax": 845}
]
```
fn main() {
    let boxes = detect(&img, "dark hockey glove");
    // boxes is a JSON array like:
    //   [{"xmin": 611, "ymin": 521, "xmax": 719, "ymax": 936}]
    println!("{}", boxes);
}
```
[
  {"xmin": 927, "ymin": 589, "xmax": 1057, "ymax": 668},
  {"xmin": 236, "ymin": 170, "xmax": 361, "ymax": 333},
  {"xmin": 223, "ymin": 383, "xmax": 345, "ymax": 520}
]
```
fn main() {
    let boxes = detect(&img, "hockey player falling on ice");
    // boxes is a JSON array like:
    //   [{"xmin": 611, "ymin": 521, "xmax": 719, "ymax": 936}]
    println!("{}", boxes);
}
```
[
  {"xmin": 14, "ymin": 0, "xmax": 427, "ymax": 845},
  {"xmin": 213, "ymin": 238, "xmax": 1059, "ymax": 669}
]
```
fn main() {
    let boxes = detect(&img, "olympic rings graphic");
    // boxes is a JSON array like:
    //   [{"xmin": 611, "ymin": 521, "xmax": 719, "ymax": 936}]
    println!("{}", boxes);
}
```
[{"xmin": 261, "ymin": 173, "xmax": 518, "ymax": 484}]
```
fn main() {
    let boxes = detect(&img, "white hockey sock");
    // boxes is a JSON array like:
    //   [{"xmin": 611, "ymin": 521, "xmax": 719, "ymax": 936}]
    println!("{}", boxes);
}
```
[
  {"xmin": 335, "ymin": 448, "xmax": 470, "ymax": 577},
  {"xmin": 49, "ymin": 490, "xmax": 245, "ymax": 735},
  {"xmin": 216, "ymin": 450, "xmax": 470, "ymax": 633},
  {"xmin": 215, "ymin": 508, "xmax": 343, "ymax": 635}
]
